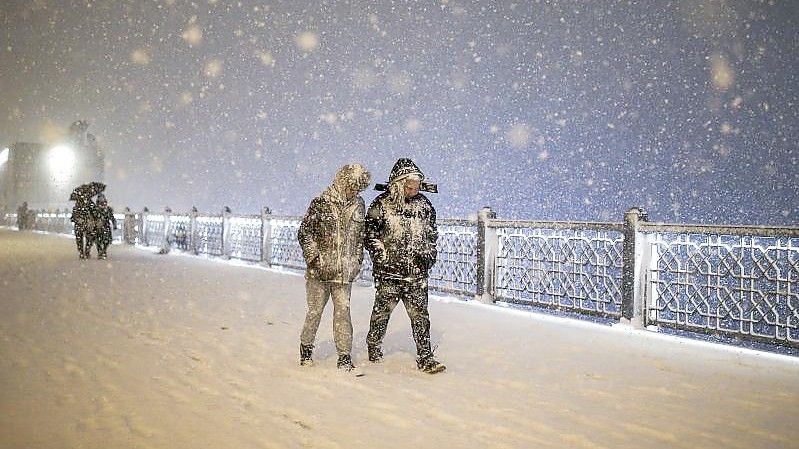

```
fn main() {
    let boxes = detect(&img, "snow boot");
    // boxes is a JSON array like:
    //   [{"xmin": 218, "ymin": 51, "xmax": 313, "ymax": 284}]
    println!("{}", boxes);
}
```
[
  {"xmin": 367, "ymin": 345, "xmax": 383, "ymax": 363},
  {"xmin": 417, "ymin": 357, "xmax": 446, "ymax": 374},
  {"xmin": 299, "ymin": 344, "xmax": 314, "ymax": 366},
  {"xmin": 337, "ymin": 354, "xmax": 355, "ymax": 371}
]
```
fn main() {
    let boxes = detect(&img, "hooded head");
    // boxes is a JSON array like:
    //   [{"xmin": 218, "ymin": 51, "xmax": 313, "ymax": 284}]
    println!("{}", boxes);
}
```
[
  {"xmin": 387, "ymin": 158, "xmax": 425, "ymax": 185},
  {"xmin": 330, "ymin": 163, "xmax": 371, "ymax": 201},
  {"xmin": 385, "ymin": 158, "xmax": 425, "ymax": 208}
]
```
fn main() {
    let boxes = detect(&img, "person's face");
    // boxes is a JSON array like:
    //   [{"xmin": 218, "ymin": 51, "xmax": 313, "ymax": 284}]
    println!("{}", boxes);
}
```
[
  {"xmin": 404, "ymin": 178, "xmax": 420, "ymax": 198},
  {"xmin": 344, "ymin": 185, "xmax": 358, "ymax": 200}
]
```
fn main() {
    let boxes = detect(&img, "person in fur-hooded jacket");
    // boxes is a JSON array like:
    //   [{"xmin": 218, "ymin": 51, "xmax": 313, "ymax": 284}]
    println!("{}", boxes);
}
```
[
  {"xmin": 364, "ymin": 158, "xmax": 446, "ymax": 374},
  {"xmin": 297, "ymin": 163, "xmax": 371, "ymax": 371}
]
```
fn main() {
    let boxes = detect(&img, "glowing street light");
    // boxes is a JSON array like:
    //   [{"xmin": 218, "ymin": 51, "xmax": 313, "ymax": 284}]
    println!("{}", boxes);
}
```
[{"xmin": 48, "ymin": 144, "xmax": 76, "ymax": 185}]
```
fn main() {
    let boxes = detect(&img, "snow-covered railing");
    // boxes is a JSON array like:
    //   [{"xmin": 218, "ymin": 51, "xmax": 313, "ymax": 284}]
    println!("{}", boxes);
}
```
[
  {"xmin": 4, "ymin": 206, "xmax": 798, "ymax": 349},
  {"xmin": 0, "ymin": 209, "xmax": 127, "ymax": 242},
  {"xmin": 486, "ymin": 218, "xmax": 625, "ymax": 318},
  {"xmin": 632, "ymin": 216, "xmax": 799, "ymax": 348}
]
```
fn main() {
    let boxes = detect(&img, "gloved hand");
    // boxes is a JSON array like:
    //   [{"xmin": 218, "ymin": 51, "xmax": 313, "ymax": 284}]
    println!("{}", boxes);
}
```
[
  {"xmin": 371, "ymin": 249, "xmax": 387, "ymax": 266},
  {"xmin": 369, "ymin": 241, "xmax": 388, "ymax": 266},
  {"xmin": 416, "ymin": 248, "xmax": 437, "ymax": 271}
]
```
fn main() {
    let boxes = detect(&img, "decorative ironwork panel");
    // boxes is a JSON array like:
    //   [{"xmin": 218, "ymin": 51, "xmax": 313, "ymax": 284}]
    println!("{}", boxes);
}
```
[
  {"xmin": 494, "ymin": 227, "xmax": 624, "ymax": 317},
  {"xmin": 166, "ymin": 215, "xmax": 191, "ymax": 250},
  {"xmin": 144, "ymin": 215, "xmax": 165, "ymax": 248},
  {"xmin": 429, "ymin": 222, "xmax": 478, "ymax": 295},
  {"xmin": 229, "ymin": 216, "xmax": 262, "ymax": 261},
  {"xmin": 360, "ymin": 251, "xmax": 374, "ymax": 281},
  {"xmin": 0, "ymin": 213, "xmax": 14, "ymax": 227},
  {"xmin": 195, "ymin": 215, "xmax": 223, "ymax": 256},
  {"xmin": 112, "ymin": 213, "xmax": 126, "ymax": 242},
  {"xmin": 647, "ymin": 233, "xmax": 799, "ymax": 346},
  {"xmin": 269, "ymin": 218, "xmax": 305, "ymax": 269}
]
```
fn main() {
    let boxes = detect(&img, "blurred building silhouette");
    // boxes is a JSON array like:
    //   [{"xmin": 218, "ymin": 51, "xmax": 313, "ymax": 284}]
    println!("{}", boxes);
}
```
[{"xmin": 0, "ymin": 120, "xmax": 104, "ymax": 212}]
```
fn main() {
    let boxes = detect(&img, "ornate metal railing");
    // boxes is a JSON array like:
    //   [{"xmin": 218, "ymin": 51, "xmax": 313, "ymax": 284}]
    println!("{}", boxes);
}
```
[
  {"xmin": 228, "ymin": 216, "xmax": 262, "ymax": 261},
  {"xmin": 4, "ymin": 206, "xmax": 798, "ymax": 349},
  {"xmin": 491, "ymin": 221, "xmax": 624, "ymax": 318},
  {"xmin": 1, "ymin": 209, "xmax": 128, "ymax": 241},
  {"xmin": 638, "ymin": 223, "xmax": 799, "ymax": 347},
  {"xmin": 430, "ymin": 220, "xmax": 478, "ymax": 295},
  {"xmin": 267, "ymin": 217, "xmax": 305, "ymax": 269},
  {"xmin": 143, "ymin": 214, "xmax": 166, "ymax": 248}
]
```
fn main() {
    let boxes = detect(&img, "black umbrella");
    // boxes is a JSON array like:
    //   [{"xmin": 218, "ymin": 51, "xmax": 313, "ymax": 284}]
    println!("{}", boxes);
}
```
[{"xmin": 69, "ymin": 181, "xmax": 106, "ymax": 201}]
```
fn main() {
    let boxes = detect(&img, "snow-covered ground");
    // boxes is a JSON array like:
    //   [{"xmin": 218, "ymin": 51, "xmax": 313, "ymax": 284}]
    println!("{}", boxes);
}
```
[{"xmin": 1, "ymin": 229, "xmax": 798, "ymax": 449}]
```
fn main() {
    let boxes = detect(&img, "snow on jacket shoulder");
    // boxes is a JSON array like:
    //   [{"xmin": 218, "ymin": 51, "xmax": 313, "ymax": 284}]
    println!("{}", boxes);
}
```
[{"xmin": 298, "ymin": 192, "xmax": 366, "ymax": 283}]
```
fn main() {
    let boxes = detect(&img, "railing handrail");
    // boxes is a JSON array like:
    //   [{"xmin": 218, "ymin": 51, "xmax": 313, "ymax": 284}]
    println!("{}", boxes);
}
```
[
  {"xmin": 489, "ymin": 219, "xmax": 624, "ymax": 232},
  {"xmin": 639, "ymin": 221, "xmax": 799, "ymax": 238}
]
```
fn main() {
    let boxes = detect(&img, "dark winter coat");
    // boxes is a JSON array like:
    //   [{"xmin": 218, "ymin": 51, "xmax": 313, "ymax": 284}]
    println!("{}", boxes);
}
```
[
  {"xmin": 298, "ymin": 185, "xmax": 367, "ymax": 284},
  {"xmin": 16, "ymin": 204, "xmax": 28, "ymax": 229},
  {"xmin": 91, "ymin": 205, "xmax": 117, "ymax": 242},
  {"xmin": 70, "ymin": 197, "xmax": 94, "ymax": 234},
  {"xmin": 365, "ymin": 192, "xmax": 438, "ymax": 281}
]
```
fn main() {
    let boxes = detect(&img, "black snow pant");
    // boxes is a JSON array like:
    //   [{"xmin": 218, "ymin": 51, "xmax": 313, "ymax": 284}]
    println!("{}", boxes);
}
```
[
  {"xmin": 75, "ymin": 228, "xmax": 90, "ymax": 258},
  {"xmin": 366, "ymin": 277, "xmax": 433, "ymax": 362},
  {"xmin": 94, "ymin": 228, "xmax": 112, "ymax": 258}
]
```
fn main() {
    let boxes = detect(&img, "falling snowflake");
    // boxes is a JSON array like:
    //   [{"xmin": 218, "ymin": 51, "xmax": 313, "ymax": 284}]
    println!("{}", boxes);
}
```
[
  {"xmin": 295, "ymin": 32, "xmax": 319, "ymax": 52},
  {"xmin": 257, "ymin": 51, "xmax": 275, "ymax": 67},
  {"xmin": 130, "ymin": 49, "xmax": 150, "ymax": 65},
  {"xmin": 709, "ymin": 53, "xmax": 734, "ymax": 90},
  {"xmin": 507, "ymin": 124, "xmax": 531, "ymax": 148},
  {"xmin": 204, "ymin": 59, "xmax": 223, "ymax": 78},
  {"xmin": 182, "ymin": 24, "xmax": 203, "ymax": 46}
]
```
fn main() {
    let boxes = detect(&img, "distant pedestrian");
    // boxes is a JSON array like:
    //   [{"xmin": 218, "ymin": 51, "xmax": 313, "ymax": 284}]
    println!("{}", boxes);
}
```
[
  {"xmin": 70, "ymin": 191, "xmax": 94, "ymax": 259},
  {"xmin": 365, "ymin": 158, "xmax": 445, "ymax": 374},
  {"xmin": 123, "ymin": 207, "xmax": 137, "ymax": 244},
  {"xmin": 89, "ymin": 193, "xmax": 117, "ymax": 259},
  {"xmin": 69, "ymin": 182, "xmax": 107, "ymax": 259},
  {"xmin": 297, "ymin": 163, "xmax": 371, "ymax": 371},
  {"xmin": 16, "ymin": 202, "xmax": 28, "ymax": 230},
  {"xmin": 25, "ymin": 209, "xmax": 36, "ymax": 230}
]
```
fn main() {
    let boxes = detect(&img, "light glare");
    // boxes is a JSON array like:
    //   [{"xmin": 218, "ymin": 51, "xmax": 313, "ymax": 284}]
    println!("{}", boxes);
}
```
[{"xmin": 48, "ymin": 144, "xmax": 75, "ymax": 184}]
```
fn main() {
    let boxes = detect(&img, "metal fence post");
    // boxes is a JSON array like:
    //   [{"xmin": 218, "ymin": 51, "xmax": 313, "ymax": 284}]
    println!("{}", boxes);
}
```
[
  {"xmin": 141, "ymin": 207, "xmax": 149, "ymax": 246},
  {"xmin": 621, "ymin": 207, "xmax": 648, "ymax": 328},
  {"xmin": 475, "ymin": 206, "xmax": 498, "ymax": 303},
  {"xmin": 261, "ymin": 206, "xmax": 272, "ymax": 266},
  {"xmin": 189, "ymin": 206, "xmax": 199, "ymax": 255},
  {"xmin": 123, "ymin": 207, "xmax": 134, "ymax": 244},
  {"xmin": 161, "ymin": 207, "xmax": 172, "ymax": 253},
  {"xmin": 66, "ymin": 208, "xmax": 74, "ymax": 235},
  {"xmin": 222, "ymin": 206, "xmax": 232, "ymax": 259}
]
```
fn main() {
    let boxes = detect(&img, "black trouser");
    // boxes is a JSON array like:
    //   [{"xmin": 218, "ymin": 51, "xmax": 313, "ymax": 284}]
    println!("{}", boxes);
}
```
[
  {"xmin": 75, "ymin": 229, "xmax": 89, "ymax": 257},
  {"xmin": 94, "ymin": 229, "xmax": 112, "ymax": 257},
  {"xmin": 367, "ymin": 277, "xmax": 433, "ymax": 361}
]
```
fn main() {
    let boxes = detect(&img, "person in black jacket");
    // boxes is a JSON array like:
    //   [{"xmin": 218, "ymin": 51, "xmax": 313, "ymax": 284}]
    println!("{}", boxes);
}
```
[
  {"xmin": 297, "ymin": 164, "xmax": 371, "ymax": 371},
  {"xmin": 16, "ymin": 202, "xmax": 28, "ymax": 230},
  {"xmin": 365, "ymin": 158, "xmax": 445, "ymax": 374},
  {"xmin": 89, "ymin": 193, "xmax": 117, "ymax": 259},
  {"xmin": 70, "ymin": 193, "xmax": 94, "ymax": 259}
]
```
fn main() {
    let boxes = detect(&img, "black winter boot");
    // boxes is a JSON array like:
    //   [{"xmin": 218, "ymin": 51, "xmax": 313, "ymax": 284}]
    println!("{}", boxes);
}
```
[
  {"xmin": 299, "ymin": 344, "xmax": 314, "ymax": 366},
  {"xmin": 337, "ymin": 354, "xmax": 355, "ymax": 371},
  {"xmin": 417, "ymin": 357, "xmax": 446, "ymax": 374},
  {"xmin": 367, "ymin": 345, "xmax": 383, "ymax": 363}
]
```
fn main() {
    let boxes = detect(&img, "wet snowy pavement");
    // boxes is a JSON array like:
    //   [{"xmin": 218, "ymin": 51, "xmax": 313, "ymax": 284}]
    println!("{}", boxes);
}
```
[{"xmin": 1, "ymin": 229, "xmax": 798, "ymax": 449}]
